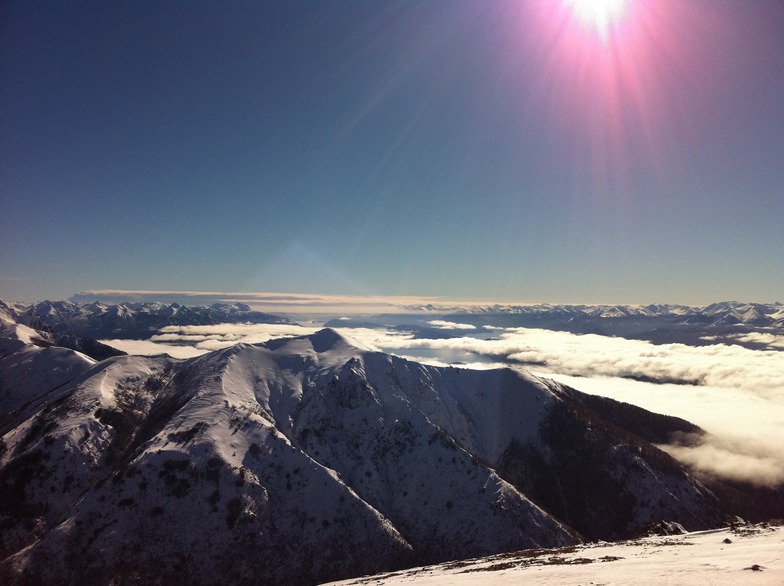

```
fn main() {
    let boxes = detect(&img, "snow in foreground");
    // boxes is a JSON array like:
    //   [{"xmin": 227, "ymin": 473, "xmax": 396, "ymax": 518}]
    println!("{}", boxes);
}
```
[{"xmin": 324, "ymin": 524, "xmax": 783, "ymax": 585}]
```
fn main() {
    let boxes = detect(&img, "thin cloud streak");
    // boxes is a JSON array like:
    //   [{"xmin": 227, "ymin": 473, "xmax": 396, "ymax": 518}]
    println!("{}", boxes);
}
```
[
  {"xmin": 718, "ymin": 332, "xmax": 784, "ymax": 350},
  {"xmin": 427, "ymin": 320, "xmax": 477, "ymax": 330},
  {"xmin": 100, "ymin": 339, "xmax": 205, "ymax": 359}
]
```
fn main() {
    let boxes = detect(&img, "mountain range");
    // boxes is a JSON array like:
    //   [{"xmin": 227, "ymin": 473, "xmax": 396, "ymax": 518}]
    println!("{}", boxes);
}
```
[
  {"xmin": 1, "ymin": 299, "xmax": 781, "ymax": 583},
  {"xmin": 409, "ymin": 300, "xmax": 784, "ymax": 326},
  {"xmin": 329, "ymin": 300, "xmax": 784, "ymax": 349},
  {"xmin": 453, "ymin": 301, "xmax": 784, "ymax": 346},
  {"xmin": 5, "ymin": 299, "xmax": 782, "ymax": 352},
  {"xmin": 5, "ymin": 299, "xmax": 288, "ymax": 341}
]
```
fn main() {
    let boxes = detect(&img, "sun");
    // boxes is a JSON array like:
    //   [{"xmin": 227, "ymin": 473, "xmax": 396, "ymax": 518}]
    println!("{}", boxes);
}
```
[{"xmin": 564, "ymin": 0, "xmax": 630, "ymax": 42}]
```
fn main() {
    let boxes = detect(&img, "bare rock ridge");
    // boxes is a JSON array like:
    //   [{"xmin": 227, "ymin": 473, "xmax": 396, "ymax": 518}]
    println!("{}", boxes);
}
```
[{"xmin": 0, "ymin": 321, "xmax": 726, "ymax": 584}]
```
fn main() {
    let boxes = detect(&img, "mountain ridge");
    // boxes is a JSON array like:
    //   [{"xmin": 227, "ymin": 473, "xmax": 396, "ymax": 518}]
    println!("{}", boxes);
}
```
[{"xmin": 0, "ymin": 316, "xmax": 730, "ymax": 584}]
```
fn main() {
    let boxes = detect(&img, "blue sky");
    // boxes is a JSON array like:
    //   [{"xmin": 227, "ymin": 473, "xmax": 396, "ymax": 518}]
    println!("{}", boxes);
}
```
[{"xmin": 2, "ymin": 0, "xmax": 782, "ymax": 304}]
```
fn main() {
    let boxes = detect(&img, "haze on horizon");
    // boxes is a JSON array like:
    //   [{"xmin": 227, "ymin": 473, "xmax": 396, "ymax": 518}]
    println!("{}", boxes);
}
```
[{"xmin": 1, "ymin": 1, "xmax": 783, "ymax": 305}]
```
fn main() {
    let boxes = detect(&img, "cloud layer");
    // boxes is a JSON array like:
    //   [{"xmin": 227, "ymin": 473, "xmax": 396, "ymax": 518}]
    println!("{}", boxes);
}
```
[
  {"xmin": 543, "ymin": 374, "xmax": 784, "ymax": 488},
  {"xmin": 369, "ymin": 327, "xmax": 784, "ymax": 488}
]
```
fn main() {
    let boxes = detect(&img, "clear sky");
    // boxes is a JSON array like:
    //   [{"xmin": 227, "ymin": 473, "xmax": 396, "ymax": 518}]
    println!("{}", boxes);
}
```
[{"xmin": 1, "ymin": 0, "xmax": 782, "ymax": 304}]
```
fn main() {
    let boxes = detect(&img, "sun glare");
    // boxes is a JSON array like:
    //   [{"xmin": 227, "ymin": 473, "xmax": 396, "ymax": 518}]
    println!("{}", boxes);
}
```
[{"xmin": 564, "ymin": 0, "xmax": 629, "ymax": 42}]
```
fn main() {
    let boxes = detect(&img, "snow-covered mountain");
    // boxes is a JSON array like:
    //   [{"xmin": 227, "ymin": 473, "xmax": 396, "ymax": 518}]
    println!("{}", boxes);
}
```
[
  {"xmin": 13, "ymin": 299, "xmax": 288, "ymax": 340},
  {"xmin": 0, "ymin": 303, "xmax": 100, "ymax": 424},
  {"xmin": 1, "ymin": 300, "xmax": 126, "ymax": 362},
  {"xmin": 391, "ymin": 301, "xmax": 784, "ymax": 347},
  {"xmin": 0, "ymin": 313, "xmax": 727, "ymax": 584},
  {"xmin": 8, "ymin": 299, "xmax": 782, "ymax": 352},
  {"xmin": 396, "ymin": 301, "xmax": 784, "ymax": 328}
]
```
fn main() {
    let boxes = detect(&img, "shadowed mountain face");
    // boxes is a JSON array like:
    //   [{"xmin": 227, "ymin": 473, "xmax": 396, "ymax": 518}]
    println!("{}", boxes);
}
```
[{"xmin": 0, "ymin": 323, "xmax": 723, "ymax": 585}]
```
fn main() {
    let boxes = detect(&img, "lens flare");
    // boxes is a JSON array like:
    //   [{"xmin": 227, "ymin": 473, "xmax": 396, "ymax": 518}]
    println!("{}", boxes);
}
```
[{"xmin": 564, "ymin": 0, "xmax": 629, "ymax": 42}]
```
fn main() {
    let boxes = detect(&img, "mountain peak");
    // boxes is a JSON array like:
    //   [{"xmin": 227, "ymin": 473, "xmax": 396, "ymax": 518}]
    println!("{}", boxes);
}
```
[{"xmin": 309, "ymin": 327, "xmax": 354, "ymax": 353}]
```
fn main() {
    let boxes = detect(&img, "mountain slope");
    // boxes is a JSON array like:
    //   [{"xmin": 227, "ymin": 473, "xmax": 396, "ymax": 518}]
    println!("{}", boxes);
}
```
[
  {"xmin": 325, "ymin": 523, "xmax": 784, "ymax": 586},
  {"xmin": 0, "ymin": 328, "xmax": 722, "ymax": 584},
  {"xmin": 0, "ymin": 305, "xmax": 97, "ymax": 436}
]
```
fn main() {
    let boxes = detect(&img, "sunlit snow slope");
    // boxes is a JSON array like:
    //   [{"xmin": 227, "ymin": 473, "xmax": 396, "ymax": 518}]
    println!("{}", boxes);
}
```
[{"xmin": 325, "ymin": 523, "xmax": 784, "ymax": 586}]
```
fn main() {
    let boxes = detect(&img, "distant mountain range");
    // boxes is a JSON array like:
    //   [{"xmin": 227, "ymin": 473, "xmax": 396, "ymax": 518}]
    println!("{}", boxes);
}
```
[
  {"xmin": 443, "ymin": 300, "xmax": 784, "ymax": 331},
  {"xmin": 330, "ymin": 301, "xmax": 783, "ymax": 348},
  {"xmin": 3, "ymin": 299, "xmax": 782, "ymax": 354},
  {"xmin": 3, "ymin": 299, "xmax": 288, "ymax": 341}
]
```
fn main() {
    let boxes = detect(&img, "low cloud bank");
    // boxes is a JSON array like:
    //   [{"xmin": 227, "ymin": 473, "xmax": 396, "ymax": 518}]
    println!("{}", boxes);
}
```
[
  {"xmin": 151, "ymin": 323, "xmax": 322, "ymax": 352},
  {"xmin": 100, "ymin": 339, "xmax": 205, "ymax": 359},
  {"xmin": 664, "ymin": 436, "xmax": 784, "ymax": 488},
  {"xmin": 723, "ymin": 332, "xmax": 784, "ymax": 349},
  {"xmin": 542, "ymin": 374, "xmax": 784, "ymax": 488},
  {"xmin": 362, "ymin": 328, "xmax": 784, "ymax": 397}
]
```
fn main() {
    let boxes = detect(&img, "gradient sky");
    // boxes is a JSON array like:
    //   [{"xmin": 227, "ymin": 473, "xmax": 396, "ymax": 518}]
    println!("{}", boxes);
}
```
[{"xmin": 2, "ymin": 0, "xmax": 782, "ymax": 304}]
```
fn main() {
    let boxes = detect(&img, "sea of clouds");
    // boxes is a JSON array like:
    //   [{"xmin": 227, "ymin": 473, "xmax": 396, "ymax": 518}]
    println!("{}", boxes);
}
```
[{"xmin": 103, "ymin": 321, "xmax": 784, "ymax": 488}]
